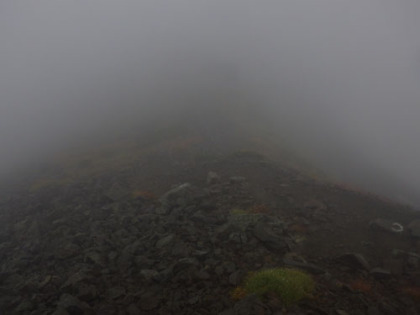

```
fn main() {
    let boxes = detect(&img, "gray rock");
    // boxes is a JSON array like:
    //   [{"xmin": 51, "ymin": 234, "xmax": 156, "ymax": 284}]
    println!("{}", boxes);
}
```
[
  {"xmin": 407, "ymin": 252, "xmax": 419, "ymax": 269},
  {"xmin": 383, "ymin": 258, "xmax": 405, "ymax": 275},
  {"xmin": 56, "ymin": 243, "xmax": 81, "ymax": 259},
  {"xmin": 140, "ymin": 269, "xmax": 159, "ymax": 281},
  {"xmin": 57, "ymin": 293, "xmax": 90, "ymax": 313},
  {"xmin": 367, "ymin": 306, "xmax": 381, "ymax": 315},
  {"xmin": 108, "ymin": 286, "xmax": 126, "ymax": 299},
  {"xmin": 215, "ymin": 265, "xmax": 224, "ymax": 276},
  {"xmin": 304, "ymin": 199, "xmax": 327, "ymax": 211},
  {"xmin": 370, "ymin": 267, "xmax": 392, "ymax": 279},
  {"xmin": 51, "ymin": 308, "xmax": 70, "ymax": 315},
  {"xmin": 229, "ymin": 176, "xmax": 246, "ymax": 184},
  {"xmin": 156, "ymin": 234, "xmax": 175, "ymax": 248},
  {"xmin": 229, "ymin": 270, "xmax": 244, "ymax": 286},
  {"xmin": 207, "ymin": 171, "xmax": 221, "ymax": 185},
  {"xmin": 194, "ymin": 269, "xmax": 211, "ymax": 280},
  {"xmin": 39, "ymin": 275, "xmax": 52, "ymax": 289},
  {"xmin": 61, "ymin": 271, "xmax": 90, "ymax": 291},
  {"xmin": 105, "ymin": 182, "xmax": 129, "ymax": 201},
  {"xmin": 252, "ymin": 222, "xmax": 287, "ymax": 252},
  {"xmin": 127, "ymin": 303, "xmax": 141, "ymax": 315},
  {"xmin": 84, "ymin": 251, "xmax": 106, "ymax": 267},
  {"xmin": 229, "ymin": 231, "xmax": 247, "ymax": 244},
  {"xmin": 174, "ymin": 257, "xmax": 199, "ymax": 273},
  {"xmin": 191, "ymin": 211, "xmax": 220, "ymax": 224},
  {"xmin": 370, "ymin": 218, "xmax": 404, "ymax": 233},
  {"xmin": 77, "ymin": 283, "xmax": 98, "ymax": 301},
  {"xmin": 233, "ymin": 294, "xmax": 268, "ymax": 315},
  {"xmin": 139, "ymin": 293, "xmax": 161, "ymax": 311},
  {"xmin": 193, "ymin": 249, "xmax": 210, "ymax": 257},
  {"xmin": 171, "ymin": 240, "xmax": 191, "ymax": 256},
  {"xmin": 157, "ymin": 183, "xmax": 194, "ymax": 214},
  {"xmin": 15, "ymin": 299, "xmax": 35, "ymax": 312},
  {"xmin": 408, "ymin": 220, "xmax": 420, "ymax": 238}
]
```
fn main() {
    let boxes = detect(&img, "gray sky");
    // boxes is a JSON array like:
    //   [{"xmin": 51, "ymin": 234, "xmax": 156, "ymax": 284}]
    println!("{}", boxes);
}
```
[{"xmin": 1, "ymin": 1, "xmax": 420, "ymax": 205}]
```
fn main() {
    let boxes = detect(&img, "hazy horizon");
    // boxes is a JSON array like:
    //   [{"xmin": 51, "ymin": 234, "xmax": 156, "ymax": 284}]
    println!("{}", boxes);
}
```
[{"xmin": 1, "ymin": 1, "xmax": 420, "ymax": 207}]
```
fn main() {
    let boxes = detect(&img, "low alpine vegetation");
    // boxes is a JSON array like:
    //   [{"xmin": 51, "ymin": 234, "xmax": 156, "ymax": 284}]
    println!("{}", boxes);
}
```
[{"xmin": 233, "ymin": 268, "xmax": 315, "ymax": 306}]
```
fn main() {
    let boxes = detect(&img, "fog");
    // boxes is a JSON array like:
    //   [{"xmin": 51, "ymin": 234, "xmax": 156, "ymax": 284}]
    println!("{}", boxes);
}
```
[{"xmin": 1, "ymin": 1, "xmax": 420, "ymax": 207}]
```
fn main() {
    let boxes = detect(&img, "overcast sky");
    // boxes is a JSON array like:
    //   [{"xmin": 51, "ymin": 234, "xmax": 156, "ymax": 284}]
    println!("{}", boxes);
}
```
[{"xmin": 1, "ymin": 1, "xmax": 420, "ymax": 205}]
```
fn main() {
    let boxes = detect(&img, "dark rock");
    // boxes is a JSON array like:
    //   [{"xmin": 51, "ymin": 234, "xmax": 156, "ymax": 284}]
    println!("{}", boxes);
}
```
[
  {"xmin": 195, "ymin": 269, "xmax": 211, "ymax": 280},
  {"xmin": 337, "ymin": 253, "xmax": 370, "ymax": 270},
  {"xmin": 408, "ymin": 220, "xmax": 420, "ymax": 238},
  {"xmin": 105, "ymin": 182, "xmax": 129, "ymax": 201},
  {"xmin": 191, "ymin": 211, "xmax": 221, "ymax": 224},
  {"xmin": 370, "ymin": 218, "xmax": 404, "ymax": 233},
  {"xmin": 229, "ymin": 176, "xmax": 246, "ymax": 184},
  {"xmin": 77, "ymin": 283, "xmax": 98, "ymax": 301},
  {"xmin": 232, "ymin": 294, "xmax": 268, "ymax": 315},
  {"xmin": 39, "ymin": 274, "xmax": 52, "ymax": 289},
  {"xmin": 126, "ymin": 303, "xmax": 141, "ymax": 315},
  {"xmin": 157, "ymin": 183, "xmax": 195, "ymax": 214},
  {"xmin": 56, "ymin": 243, "xmax": 82, "ymax": 259},
  {"xmin": 156, "ymin": 234, "xmax": 175, "ymax": 248},
  {"xmin": 367, "ymin": 306, "xmax": 381, "ymax": 315},
  {"xmin": 61, "ymin": 271, "xmax": 90, "ymax": 291},
  {"xmin": 252, "ymin": 222, "xmax": 287, "ymax": 252},
  {"xmin": 229, "ymin": 270, "xmax": 244, "ymax": 286},
  {"xmin": 140, "ymin": 269, "xmax": 159, "ymax": 281},
  {"xmin": 108, "ymin": 286, "xmax": 126, "ymax": 299},
  {"xmin": 171, "ymin": 240, "xmax": 191, "ymax": 256},
  {"xmin": 370, "ymin": 267, "xmax": 392, "ymax": 280},
  {"xmin": 207, "ymin": 171, "xmax": 221, "ymax": 185},
  {"xmin": 15, "ymin": 299, "xmax": 35, "ymax": 312},
  {"xmin": 84, "ymin": 251, "xmax": 106, "ymax": 267},
  {"xmin": 383, "ymin": 258, "xmax": 405, "ymax": 275},
  {"xmin": 407, "ymin": 253, "xmax": 419, "ymax": 269},
  {"xmin": 215, "ymin": 265, "xmax": 225, "ymax": 276},
  {"xmin": 304, "ymin": 199, "xmax": 327, "ymax": 211},
  {"xmin": 378, "ymin": 299, "xmax": 400, "ymax": 315},
  {"xmin": 283, "ymin": 258, "xmax": 326, "ymax": 274},
  {"xmin": 139, "ymin": 293, "xmax": 161, "ymax": 311},
  {"xmin": 57, "ymin": 293, "xmax": 90, "ymax": 314}
]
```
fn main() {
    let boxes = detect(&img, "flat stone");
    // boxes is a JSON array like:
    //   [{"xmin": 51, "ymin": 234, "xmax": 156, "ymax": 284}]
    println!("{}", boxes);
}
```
[
  {"xmin": 337, "ymin": 253, "xmax": 370, "ymax": 270},
  {"xmin": 156, "ymin": 234, "xmax": 175, "ymax": 248},
  {"xmin": 108, "ymin": 286, "xmax": 126, "ymax": 299},
  {"xmin": 370, "ymin": 267, "xmax": 392, "ymax": 280}
]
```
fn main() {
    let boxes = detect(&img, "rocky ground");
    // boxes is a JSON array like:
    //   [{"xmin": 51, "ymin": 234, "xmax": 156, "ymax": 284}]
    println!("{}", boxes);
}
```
[{"xmin": 0, "ymin": 139, "xmax": 419, "ymax": 314}]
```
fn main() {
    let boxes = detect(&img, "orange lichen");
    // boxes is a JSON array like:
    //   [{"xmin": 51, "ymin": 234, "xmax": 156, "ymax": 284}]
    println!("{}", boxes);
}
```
[
  {"xmin": 400, "ymin": 286, "xmax": 420, "ymax": 301},
  {"xmin": 349, "ymin": 279, "xmax": 373, "ymax": 294},
  {"xmin": 248, "ymin": 204, "xmax": 270, "ymax": 214},
  {"xmin": 288, "ymin": 224, "xmax": 308, "ymax": 234},
  {"xmin": 132, "ymin": 190, "xmax": 157, "ymax": 200},
  {"xmin": 263, "ymin": 255, "xmax": 274, "ymax": 264},
  {"xmin": 169, "ymin": 136, "xmax": 203, "ymax": 153},
  {"xmin": 231, "ymin": 286, "xmax": 247, "ymax": 300}
]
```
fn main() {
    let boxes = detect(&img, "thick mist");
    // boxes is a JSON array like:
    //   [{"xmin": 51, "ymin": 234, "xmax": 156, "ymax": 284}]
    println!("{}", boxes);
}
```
[{"xmin": 1, "ymin": 1, "xmax": 420, "ymax": 206}]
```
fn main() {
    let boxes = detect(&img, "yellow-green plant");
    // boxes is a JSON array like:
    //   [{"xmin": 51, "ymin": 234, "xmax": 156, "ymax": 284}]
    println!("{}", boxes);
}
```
[
  {"xmin": 242, "ymin": 268, "xmax": 315, "ymax": 306},
  {"xmin": 230, "ymin": 208, "xmax": 249, "ymax": 215}
]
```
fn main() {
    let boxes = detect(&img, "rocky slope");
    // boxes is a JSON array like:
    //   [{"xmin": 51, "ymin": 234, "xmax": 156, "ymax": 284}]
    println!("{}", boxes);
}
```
[{"xmin": 0, "ymin": 141, "xmax": 419, "ymax": 314}]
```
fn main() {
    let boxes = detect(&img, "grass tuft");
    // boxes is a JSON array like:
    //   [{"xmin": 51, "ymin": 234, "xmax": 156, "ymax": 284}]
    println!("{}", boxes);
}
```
[{"xmin": 233, "ymin": 268, "xmax": 315, "ymax": 306}]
